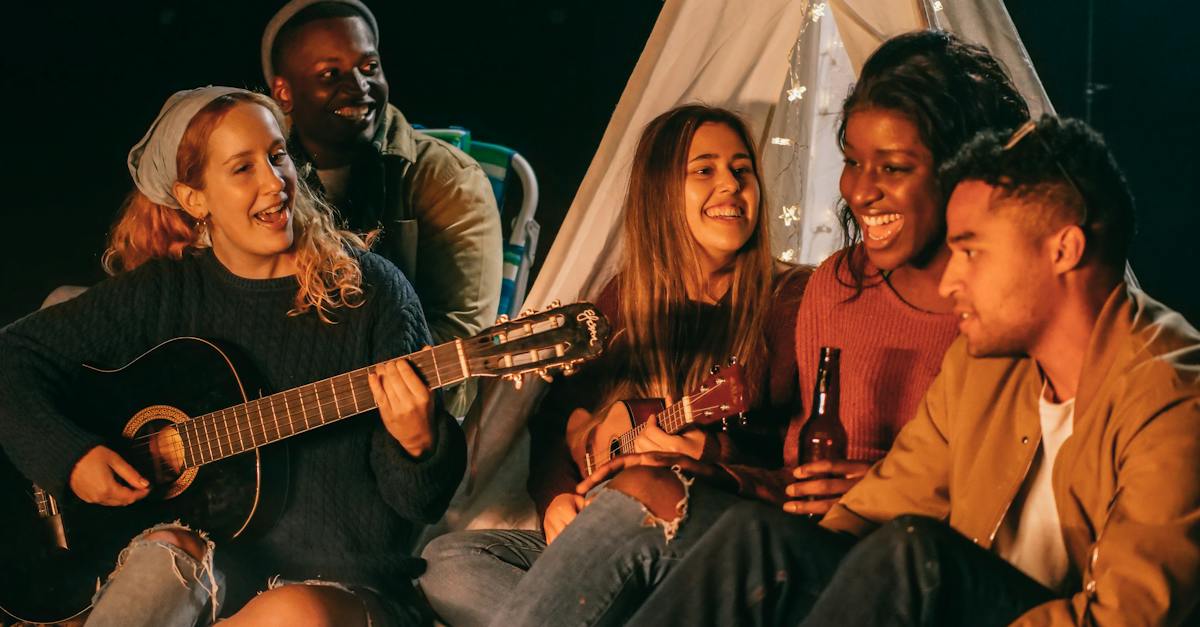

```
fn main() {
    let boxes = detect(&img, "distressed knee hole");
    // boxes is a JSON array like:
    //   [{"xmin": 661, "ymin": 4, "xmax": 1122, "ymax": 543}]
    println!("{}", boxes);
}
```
[
  {"xmin": 142, "ymin": 529, "xmax": 208, "ymax": 562},
  {"xmin": 607, "ymin": 465, "xmax": 694, "ymax": 542}
]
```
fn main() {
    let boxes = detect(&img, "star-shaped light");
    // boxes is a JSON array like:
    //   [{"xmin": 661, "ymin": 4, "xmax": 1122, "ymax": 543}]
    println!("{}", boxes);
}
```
[
  {"xmin": 787, "ymin": 86, "xmax": 807, "ymax": 102},
  {"xmin": 779, "ymin": 249, "xmax": 796, "ymax": 263},
  {"xmin": 779, "ymin": 204, "xmax": 800, "ymax": 227},
  {"xmin": 811, "ymin": 3, "xmax": 827, "ymax": 22},
  {"xmin": 770, "ymin": 137, "xmax": 794, "ymax": 146}
]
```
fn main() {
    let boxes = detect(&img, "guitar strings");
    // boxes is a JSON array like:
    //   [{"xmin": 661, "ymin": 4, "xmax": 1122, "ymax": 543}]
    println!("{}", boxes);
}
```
[{"xmin": 123, "ymin": 337, "xmax": 578, "ymax": 468}]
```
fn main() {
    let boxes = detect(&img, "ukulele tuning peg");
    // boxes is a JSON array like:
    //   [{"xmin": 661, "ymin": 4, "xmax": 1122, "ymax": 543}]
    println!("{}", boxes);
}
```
[{"xmin": 495, "ymin": 314, "xmax": 510, "ymax": 324}]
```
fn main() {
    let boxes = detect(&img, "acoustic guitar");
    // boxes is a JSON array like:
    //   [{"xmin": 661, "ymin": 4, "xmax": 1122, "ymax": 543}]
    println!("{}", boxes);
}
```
[
  {"xmin": 0, "ymin": 302, "xmax": 610, "ymax": 625},
  {"xmin": 582, "ymin": 362, "xmax": 748, "ymax": 476}
]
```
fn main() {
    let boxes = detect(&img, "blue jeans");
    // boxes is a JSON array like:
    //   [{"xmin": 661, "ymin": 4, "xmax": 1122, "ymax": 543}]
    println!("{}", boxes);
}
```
[
  {"xmin": 488, "ymin": 477, "xmax": 741, "ymax": 627},
  {"xmin": 85, "ymin": 523, "xmax": 424, "ymax": 627},
  {"xmin": 419, "ymin": 528, "xmax": 547, "ymax": 627},
  {"xmin": 85, "ymin": 523, "xmax": 221, "ymax": 627},
  {"xmin": 625, "ymin": 502, "xmax": 1055, "ymax": 627}
]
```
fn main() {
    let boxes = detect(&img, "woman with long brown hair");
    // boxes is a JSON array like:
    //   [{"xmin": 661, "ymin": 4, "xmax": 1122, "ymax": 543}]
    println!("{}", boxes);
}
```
[
  {"xmin": 452, "ymin": 30, "xmax": 1034, "ymax": 627},
  {"xmin": 0, "ymin": 86, "xmax": 464, "ymax": 625},
  {"xmin": 419, "ymin": 104, "xmax": 809, "ymax": 627}
]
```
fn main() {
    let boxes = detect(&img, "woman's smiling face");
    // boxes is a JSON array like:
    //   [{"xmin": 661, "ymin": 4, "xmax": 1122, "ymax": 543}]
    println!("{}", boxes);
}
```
[
  {"xmin": 839, "ymin": 107, "xmax": 942, "ymax": 271},
  {"xmin": 683, "ymin": 122, "xmax": 760, "ymax": 272}
]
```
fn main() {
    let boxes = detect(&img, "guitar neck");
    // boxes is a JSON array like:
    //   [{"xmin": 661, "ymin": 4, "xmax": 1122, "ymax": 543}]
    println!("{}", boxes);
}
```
[
  {"xmin": 612, "ymin": 398, "xmax": 693, "ymax": 458},
  {"xmin": 176, "ymin": 343, "xmax": 468, "ymax": 469}
]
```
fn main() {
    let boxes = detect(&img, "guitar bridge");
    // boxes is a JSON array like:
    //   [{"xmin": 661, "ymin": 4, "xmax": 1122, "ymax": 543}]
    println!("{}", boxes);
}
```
[{"xmin": 584, "ymin": 453, "xmax": 595, "ymax": 477}]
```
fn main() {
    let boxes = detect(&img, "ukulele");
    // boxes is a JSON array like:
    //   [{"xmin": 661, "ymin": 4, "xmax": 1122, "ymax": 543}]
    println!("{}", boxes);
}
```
[
  {"xmin": 582, "ymin": 362, "xmax": 748, "ymax": 476},
  {"xmin": 0, "ymin": 302, "xmax": 610, "ymax": 625}
]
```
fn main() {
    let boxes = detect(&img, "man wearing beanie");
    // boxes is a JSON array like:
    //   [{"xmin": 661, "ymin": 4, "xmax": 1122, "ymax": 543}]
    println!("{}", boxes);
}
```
[{"xmin": 263, "ymin": 0, "xmax": 502, "ymax": 416}]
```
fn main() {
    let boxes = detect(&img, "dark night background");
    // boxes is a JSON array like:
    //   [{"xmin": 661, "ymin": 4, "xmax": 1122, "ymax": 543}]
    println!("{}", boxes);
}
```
[{"xmin": 3, "ymin": 1, "xmax": 1196, "ymax": 327}]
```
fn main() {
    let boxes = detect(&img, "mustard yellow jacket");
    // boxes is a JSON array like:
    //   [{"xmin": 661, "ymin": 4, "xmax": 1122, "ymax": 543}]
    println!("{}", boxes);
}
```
[{"xmin": 822, "ymin": 284, "xmax": 1200, "ymax": 625}]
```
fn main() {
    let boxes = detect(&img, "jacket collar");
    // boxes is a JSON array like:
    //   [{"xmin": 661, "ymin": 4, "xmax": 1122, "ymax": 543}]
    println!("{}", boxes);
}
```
[
  {"xmin": 370, "ymin": 103, "xmax": 416, "ymax": 163},
  {"xmin": 287, "ymin": 103, "xmax": 417, "ymax": 168},
  {"xmin": 1074, "ymin": 282, "xmax": 1134, "ymax": 419}
]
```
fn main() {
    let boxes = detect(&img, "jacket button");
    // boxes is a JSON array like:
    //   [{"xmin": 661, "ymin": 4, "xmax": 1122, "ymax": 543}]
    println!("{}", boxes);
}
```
[
  {"xmin": 1021, "ymin": 436, "xmax": 1030, "ymax": 444},
  {"xmin": 1085, "ymin": 580, "xmax": 1097, "ymax": 596}
]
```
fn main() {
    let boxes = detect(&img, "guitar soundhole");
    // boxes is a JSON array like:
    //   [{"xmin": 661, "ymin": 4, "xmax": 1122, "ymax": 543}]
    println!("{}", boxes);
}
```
[
  {"xmin": 123, "ymin": 419, "xmax": 186, "ymax": 488},
  {"xmin": 608, "ymin": 438, "xmax": 621, "ymax": 460}
]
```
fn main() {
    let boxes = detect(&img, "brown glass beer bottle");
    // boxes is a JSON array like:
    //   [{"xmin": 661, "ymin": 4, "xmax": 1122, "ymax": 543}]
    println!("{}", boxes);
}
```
[{"xmin": 799, "ymin": 346, "xmax": 846, "ymax": 466}]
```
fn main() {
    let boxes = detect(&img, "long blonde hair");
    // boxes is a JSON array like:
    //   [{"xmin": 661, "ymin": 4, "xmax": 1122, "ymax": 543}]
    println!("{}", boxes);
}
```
[
  {"xmin": 614, "ymin": 105, "xmax": 775, "ymax": 404},
  {"xmin": 103, "ymin": 92, "xmax": 368, "ymax": 323}
]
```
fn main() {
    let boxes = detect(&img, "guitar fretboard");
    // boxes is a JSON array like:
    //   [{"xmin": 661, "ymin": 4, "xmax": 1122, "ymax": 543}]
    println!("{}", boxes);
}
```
[
  {"xmin": 610, "ymin": 398, "xmax": 693, "ymax": 459},
  {"xmin": 177, "ymin": 343, "xmax": 468, "ymax": 468}
]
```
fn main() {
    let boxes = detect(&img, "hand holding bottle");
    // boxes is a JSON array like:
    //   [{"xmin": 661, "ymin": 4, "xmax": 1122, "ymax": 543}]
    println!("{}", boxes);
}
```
[{"xmin": 782, "ymin": 459, "xmax": 871, "ymax": 516}]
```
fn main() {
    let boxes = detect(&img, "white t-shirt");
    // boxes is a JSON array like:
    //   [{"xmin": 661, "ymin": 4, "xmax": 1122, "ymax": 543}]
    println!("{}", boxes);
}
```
[{"xmin": 997, "ymin": 386, "xmax": 1075, "ymax": 591}]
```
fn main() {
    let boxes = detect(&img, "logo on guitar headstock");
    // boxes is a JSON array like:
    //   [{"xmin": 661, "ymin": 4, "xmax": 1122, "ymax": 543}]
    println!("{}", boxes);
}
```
[{"xmin": 576, "ymin": 309, "xmax": 603, "ymax": 347}]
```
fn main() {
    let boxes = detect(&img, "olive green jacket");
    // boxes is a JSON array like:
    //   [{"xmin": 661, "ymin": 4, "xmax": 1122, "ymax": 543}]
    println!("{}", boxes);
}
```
[
  {"xmin": 299, "ymin": 104, "xmax": 503, "ymax": 346},
  {"xmin": 823, "ymin": 284, "xmax": 1200, "ymax": 625}
]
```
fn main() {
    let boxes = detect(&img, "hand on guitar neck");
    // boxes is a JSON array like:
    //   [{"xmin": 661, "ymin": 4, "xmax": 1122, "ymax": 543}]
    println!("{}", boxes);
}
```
[
  {"xmin": 368, "ymin": 356, "xmax": 436, "ymax": 459},
  {"xmin": 630, "ymin": 414, "xmax": 707, "ymax": 458}
]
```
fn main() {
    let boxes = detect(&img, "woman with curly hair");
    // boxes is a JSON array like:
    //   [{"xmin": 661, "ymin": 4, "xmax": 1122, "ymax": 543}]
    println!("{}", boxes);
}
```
[{"xmin": 0, "ymin": 87, "xmax": 465, "ymax": 626}]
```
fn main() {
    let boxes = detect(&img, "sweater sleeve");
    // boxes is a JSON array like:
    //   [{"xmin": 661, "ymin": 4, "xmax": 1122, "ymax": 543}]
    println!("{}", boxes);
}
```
[
  {"xmin": 0, "ymin": 266, "xmax": 169, "ymax": 499},
  {"xmin": 526, "ymin": 282, "xmax": 621, "ymax": 519},
  {"xmin": 361, "ymin": 253, "xmax": 467, "ymax": 523}
]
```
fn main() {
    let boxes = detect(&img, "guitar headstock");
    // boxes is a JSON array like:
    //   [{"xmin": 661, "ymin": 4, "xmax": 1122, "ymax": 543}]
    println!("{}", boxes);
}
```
[
  {"xmin": 462, "ymin": 301, "xmax": 611, "ymax": 388},
  {"xmin": 687, "ymin": 362, "xmax": 749, "ymax": 427}
]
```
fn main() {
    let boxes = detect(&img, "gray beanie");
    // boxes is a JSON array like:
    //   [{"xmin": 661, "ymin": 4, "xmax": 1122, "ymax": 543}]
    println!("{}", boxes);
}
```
[
  {"xmin": 127, "ymin": 86, "xmax": 245, "ymax": 208},
  {"xmin": 261, "ymin": 0, "xmax": 380, "ymax": 85}
]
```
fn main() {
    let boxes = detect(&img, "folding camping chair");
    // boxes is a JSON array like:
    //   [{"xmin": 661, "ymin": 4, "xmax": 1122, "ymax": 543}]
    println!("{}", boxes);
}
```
[{"xmin": 415, "ymin": 127, "xmax": 540, "ymax": 319}]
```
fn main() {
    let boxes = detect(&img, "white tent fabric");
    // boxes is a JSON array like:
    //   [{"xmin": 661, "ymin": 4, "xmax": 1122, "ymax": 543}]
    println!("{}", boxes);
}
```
[
  {"xmin": 427, "ymin": 0, "xmax": 1056, "ymax": 536},
  {"xmin": 769, "ymin": 0, "xmax": 1053, "ymax": 266}
]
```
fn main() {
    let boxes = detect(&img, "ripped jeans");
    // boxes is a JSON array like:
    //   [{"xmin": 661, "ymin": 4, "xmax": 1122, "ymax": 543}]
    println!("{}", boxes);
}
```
[
  {"xmin": 85, "ymin": 522, "xmax": 221, "ymax": 627},
  {"xmin": 477, "ymin": 472, "xmax": 739, "ymax": 627}
]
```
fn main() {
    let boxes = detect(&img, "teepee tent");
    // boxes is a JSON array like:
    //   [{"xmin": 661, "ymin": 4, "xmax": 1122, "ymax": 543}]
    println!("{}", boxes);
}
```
[{"xmin": 428, "ymin": 0, "xmax": 1054, "ymax": 536}]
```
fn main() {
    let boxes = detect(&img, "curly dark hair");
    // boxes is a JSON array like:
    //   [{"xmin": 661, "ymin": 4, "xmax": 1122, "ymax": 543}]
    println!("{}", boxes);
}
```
[
  {"xmin": 835, "ymin": 30, "xmax": 1030, "ymax": 297},
  {"xmin": 940, "ymin": 115, "xmax": 1135, "ymax": 273}
]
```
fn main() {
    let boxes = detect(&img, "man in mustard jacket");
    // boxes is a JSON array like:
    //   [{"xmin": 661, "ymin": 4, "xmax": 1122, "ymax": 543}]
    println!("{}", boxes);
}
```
[{"xmin": 622, "ymin": 116, "xmax": 1200, "ymax": 626}]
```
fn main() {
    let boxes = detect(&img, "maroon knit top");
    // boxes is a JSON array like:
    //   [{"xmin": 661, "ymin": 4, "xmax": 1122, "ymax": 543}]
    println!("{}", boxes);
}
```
[{"xmin": 783, "ymin": 246, "xmax": 959, "ymax": 466}]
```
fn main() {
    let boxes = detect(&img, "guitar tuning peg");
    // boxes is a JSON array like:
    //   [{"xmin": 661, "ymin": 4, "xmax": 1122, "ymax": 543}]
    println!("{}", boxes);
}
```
[
  {"xmin": 495, "ymin": 314, "xmax": 510, "ymax": 324},
  {"xmin": 548, "ymin": 299, "xmax": 562, "ymax": 309},
  {"xmin": 727, "ymin": 355, "xmax": 738, "ymax": 366},
  {"xmin": 510, "ymin": 374, "xmax": 523, "ymax": 390},
  {"xmin": 710, "ymin": 364, "xmax": 720, "ymax": 375},
  {"xmin": 518, "ymin": 308, "xmax": 535, "ymax": 319},
  {"xmin": 561, "ymin": 364, "xmax": 576, "ymax": 376},
  {"xmin": 538, "ymin": 369, "xmax": 554, "ymax": 383}
]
